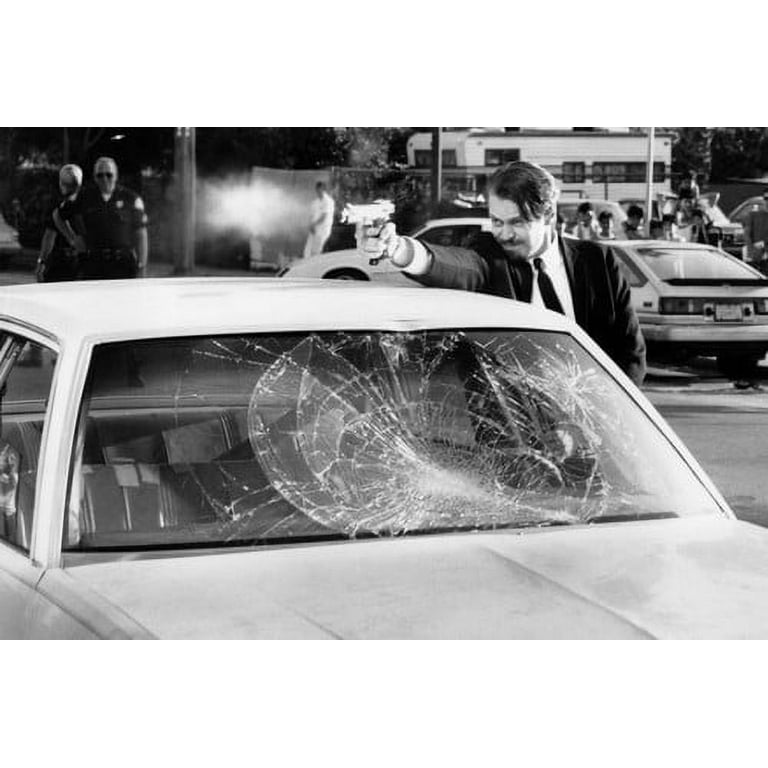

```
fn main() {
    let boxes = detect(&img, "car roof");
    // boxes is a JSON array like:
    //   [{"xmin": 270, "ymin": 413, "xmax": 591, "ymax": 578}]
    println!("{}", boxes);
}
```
[{"xmin": 0, "ymin": 277, "xmax": 572, "ymax": 344}]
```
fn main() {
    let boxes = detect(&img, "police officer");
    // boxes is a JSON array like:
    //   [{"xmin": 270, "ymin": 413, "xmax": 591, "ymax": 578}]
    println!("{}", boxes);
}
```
[
  {"xmin": 73, "ymin": 157, "xmax": 149, "ymax": 279},
  {"xmin": 36, "ymin": 164, "xmax": 85, "ymax": 282}
]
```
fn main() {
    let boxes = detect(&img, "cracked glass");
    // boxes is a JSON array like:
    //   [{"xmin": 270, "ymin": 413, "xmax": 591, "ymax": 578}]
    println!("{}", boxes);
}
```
[{"xmin": 64, "ymin": 329, "xmax": 723, "ymax": 551}]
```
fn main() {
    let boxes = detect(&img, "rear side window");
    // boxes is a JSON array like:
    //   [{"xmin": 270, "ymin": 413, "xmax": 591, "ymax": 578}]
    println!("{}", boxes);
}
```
[
  {"xmin": 611, "ymin": 247, "xmax": 648, "ymax": 288},
  {"xmin": 0, "ymin": 334, "xmax": 57, "ymax": 552}
]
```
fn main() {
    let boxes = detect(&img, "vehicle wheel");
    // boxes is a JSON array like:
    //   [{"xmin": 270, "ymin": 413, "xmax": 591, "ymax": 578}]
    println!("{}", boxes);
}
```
[
  {"xmin": 716, "ymin": 353, "xmax": 761, "ymax": 380},
  {"xmin": 324, "ymin": 269, "xmax": 369, "ymax": 281}
]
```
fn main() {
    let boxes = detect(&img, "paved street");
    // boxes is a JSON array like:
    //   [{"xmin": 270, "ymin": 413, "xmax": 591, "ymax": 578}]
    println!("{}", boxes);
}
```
[{"xmin": 644, "ymin": 381, "xmax": 768, "ymax": 528}]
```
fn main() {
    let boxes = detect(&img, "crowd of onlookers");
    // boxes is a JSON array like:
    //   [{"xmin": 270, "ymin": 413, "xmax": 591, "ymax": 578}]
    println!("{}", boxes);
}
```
[
  {"xmin": 561, "ymin": 172, "xmax": 768, "ymax": 276},
  {"xmin": 562, "ymin": 171, "xmax": 723, "ymax": 247}
]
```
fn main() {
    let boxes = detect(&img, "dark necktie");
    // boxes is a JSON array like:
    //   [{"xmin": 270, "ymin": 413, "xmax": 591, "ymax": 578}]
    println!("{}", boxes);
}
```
[
  {"xmin": 510, "ymin": 260, "xmax": 534, "ymax": 302},
  {"xmin": 533, "ymin": 257, "xmax": 565, "ymax": 314}
]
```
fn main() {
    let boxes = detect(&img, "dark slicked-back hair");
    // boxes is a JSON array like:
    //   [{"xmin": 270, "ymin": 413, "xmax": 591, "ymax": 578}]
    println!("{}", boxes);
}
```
[{"xmin": 487, "ymin": 161, "xmax": 558, "ymax": 221}]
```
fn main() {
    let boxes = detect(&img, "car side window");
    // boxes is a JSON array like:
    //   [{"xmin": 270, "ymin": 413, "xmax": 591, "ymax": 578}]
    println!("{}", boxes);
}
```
[
  {"xmin": 0, "ymin": 334, "xmax": 57, "ymax": 552},
  {"xmin": 418, "ymin": 225, "xmax": 481, "ymax": 248},
  {"xmin": 610, "ymin": 247, "xmax": 647, "ymax": 288}
]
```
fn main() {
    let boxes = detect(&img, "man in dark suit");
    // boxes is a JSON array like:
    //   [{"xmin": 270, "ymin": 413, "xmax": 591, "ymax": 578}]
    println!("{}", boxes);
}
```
[{"xmin": 358, "ymin": 161, "xmax": 646, "ymax": 386}]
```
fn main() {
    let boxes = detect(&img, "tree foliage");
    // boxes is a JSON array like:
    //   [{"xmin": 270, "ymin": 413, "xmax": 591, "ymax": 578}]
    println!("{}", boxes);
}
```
[
  {"xmin": 670, "ymin": 127, "xmax": 768, "ymax": 184},
  {"xmin": 709, "ymin": 128, "xmax": 768, "ymax": 182},
  {"xmin": 669, "ymin": 127, "xmax": 713, "ymax": 184}
]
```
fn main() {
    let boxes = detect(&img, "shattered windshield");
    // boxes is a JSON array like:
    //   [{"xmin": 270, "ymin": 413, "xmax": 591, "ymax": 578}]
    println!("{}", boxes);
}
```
[{"xmin": 64, "ymin": 329, "xmax": 723, "ymax": 551}]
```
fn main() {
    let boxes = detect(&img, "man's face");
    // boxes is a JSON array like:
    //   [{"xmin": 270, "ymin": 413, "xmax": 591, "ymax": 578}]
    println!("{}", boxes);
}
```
[
  {"xmin": 577, "ymin": 209, "xmax": 593, "ymax": 225},
  {"xmin": 59, "ymin": 177, "xmax": 78, "ymax": 197},
  {"xmin": 94, "ymin": 161, "xmax": 117, "ymax": 196},
  {"xmin": 489, "ymin": 193, "xmax": 552, "ymax": 261}
]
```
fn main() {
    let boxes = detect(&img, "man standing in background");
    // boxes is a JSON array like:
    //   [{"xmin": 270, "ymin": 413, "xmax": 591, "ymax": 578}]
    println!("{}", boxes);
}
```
[
  {"xmin": 73, "ymin": 157, "xmax": 149, "ymax": 278},
  {"xmin": 303, "ymin": 181, "xmax": 335, "ymax": 257},
  {"xmin": 36, "ymin": 164, "xmax": 84, "ymax": 282}
]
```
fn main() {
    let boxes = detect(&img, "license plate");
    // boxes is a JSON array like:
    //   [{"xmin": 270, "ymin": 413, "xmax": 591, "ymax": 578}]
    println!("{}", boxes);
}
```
[{"xmin": 715, "ymin": 304, "xmax": 743, "ymax": 321}]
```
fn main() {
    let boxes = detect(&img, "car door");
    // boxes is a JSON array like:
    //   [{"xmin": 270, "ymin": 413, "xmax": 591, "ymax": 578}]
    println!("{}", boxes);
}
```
[{"xmin": 0, "ymin": 331, "xmax": 96, "ymax": 638}]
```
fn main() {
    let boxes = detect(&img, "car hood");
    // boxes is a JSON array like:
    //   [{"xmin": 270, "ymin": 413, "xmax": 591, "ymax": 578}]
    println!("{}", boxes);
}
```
[{"xmin": 53, "ymin": 517, "xmax": 768, "ymax": 639}]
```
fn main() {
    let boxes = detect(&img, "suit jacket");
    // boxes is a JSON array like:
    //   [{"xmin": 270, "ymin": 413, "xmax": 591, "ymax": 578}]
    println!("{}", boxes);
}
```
[{"xmin": 408, "ymin": 232, "xmax": 646, "ymax": 386}]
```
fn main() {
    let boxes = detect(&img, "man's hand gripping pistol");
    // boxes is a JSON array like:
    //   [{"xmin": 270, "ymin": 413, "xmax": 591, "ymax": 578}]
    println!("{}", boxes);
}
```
[{"xmin": 342, "ymin": 200, "xmax": 396, "ymax": 266}]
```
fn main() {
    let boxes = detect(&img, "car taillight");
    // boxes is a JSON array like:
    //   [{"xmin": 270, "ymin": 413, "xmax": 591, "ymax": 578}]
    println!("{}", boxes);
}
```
[{"xmin": 658, "ymin": 298, "xmax": 706, "ymax": 314}]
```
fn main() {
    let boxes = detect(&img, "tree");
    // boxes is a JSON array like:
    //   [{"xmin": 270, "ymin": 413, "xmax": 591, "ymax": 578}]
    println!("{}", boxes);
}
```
[
  {"xmin": 341, "ymin": 128, "xmax": 412, "ymax": 168},
  {"xmin": 670, "ymin": 127, "xmax": 714, "ymax": 186},
  {"xmin": 709, "ymin": 128, "xmax": 768, "ymax": 182},
  {"xmin": 670, "ymin": 127, "xmax": 768, "ymax": 185}
]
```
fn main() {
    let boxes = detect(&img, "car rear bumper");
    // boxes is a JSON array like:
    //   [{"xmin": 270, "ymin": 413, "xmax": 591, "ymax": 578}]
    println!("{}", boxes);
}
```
[{"xmin": 642, "ymin": 321, "xmax": 768, "ymax": 356}]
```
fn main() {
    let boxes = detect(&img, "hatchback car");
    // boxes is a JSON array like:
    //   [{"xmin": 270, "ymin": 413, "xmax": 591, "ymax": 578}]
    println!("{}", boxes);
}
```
[
  {"xmin": 610, "ymin": 240, "xmax": 768, "ymax": 375},
  {"xmin": 6, "ymin": 278, "xmax": 768, "ymax": 638}
]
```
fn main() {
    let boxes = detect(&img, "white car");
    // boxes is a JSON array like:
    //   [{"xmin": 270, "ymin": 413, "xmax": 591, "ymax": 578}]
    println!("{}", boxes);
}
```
[
  {"xmin": 611, "ymin": 239, "xmax": 768, "ymax": 376},
  {"xmin": 282, "ymin": 217, "xmax": 492, "ymax": 283},
  {"xmin": 4, "ymin": 278, "xmax": 768, "ymax": 638}
]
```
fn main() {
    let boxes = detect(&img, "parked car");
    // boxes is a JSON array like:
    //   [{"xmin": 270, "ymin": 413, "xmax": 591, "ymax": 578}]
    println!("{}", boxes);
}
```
[
  {"xmin": 610, "ymin": 239, "xmax": 768, "ymax": 375},
  {"xmin": 6, "ymin": 278, "xmax": 768, "ymax": 638},
  {"xmin": 0, "ymin": 211, "xmax": 22, "ymax": 269},
  {"xmin": 282, "ymin": 217, "xmax": 493, "ymax": 283}
]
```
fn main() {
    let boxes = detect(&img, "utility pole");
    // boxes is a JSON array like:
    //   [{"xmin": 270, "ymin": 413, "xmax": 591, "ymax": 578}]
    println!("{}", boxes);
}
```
[
  {"xmin": 645, "ymin": 127, "xmax": 655, "ymax": 237},
  {"xmin": 431, "ymin": 127, "xmax": 442, "ymax": 215},
  {"xmin": 174, "ymin": 127, "xmax": 196, "ymax": 275}
]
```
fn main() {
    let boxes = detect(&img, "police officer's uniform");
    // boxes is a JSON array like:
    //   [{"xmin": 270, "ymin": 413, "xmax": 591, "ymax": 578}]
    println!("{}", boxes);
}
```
[
  {"xmin": 71, "ymin": 185, "xmax": 148, "ymax": 279},
  {"xmin": 37, "ymin": 198, "xmax": 80, "ymax": 282}
]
